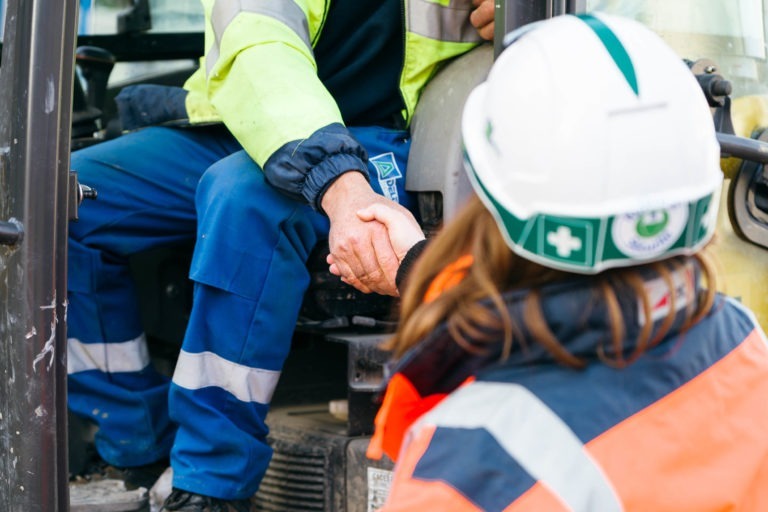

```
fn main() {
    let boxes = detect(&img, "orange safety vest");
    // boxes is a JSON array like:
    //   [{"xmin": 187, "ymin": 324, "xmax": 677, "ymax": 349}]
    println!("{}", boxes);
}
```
[{"xmin": 372, "ymin": 260, "xmax": 768, "ymax": 511}]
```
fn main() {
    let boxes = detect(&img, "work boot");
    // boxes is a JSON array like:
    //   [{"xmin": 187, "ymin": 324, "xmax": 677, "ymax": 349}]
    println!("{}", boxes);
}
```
[{"xmin": 160, "ymin": 488, "xmax": 251, "ymax": 512}]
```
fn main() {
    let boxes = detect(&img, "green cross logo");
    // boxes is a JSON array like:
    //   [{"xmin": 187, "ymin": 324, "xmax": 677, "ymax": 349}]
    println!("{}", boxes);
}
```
[{"xmin": 546, "ymin": 226, "xmax": 583, "ymax": 258}]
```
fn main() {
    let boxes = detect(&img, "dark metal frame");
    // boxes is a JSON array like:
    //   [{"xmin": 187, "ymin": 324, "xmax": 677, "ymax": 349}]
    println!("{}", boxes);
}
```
[
  {"xmin": 0, "ymin": 0, "xmax": 79, "ymax": 510},
  {"xmin": 76, "ymin": 33, "xmax": 202, "ymax": 62},
  {"xmin": 0, "ymin": 33, "xmax": 203, "ymax": 65},
  {"xmin": 494, "ymin": 0, "xmax": 588, "ymax": 56}
]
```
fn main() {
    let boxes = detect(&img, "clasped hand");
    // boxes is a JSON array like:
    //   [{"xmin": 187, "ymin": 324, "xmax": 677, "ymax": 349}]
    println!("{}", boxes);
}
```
[{"xmin": 323, "ymin": 173, "xmax": 425, "ymax": 297}]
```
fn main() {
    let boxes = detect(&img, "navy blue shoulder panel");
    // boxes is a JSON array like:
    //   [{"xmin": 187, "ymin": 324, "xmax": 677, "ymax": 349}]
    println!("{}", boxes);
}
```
[
  {"xmin": 477, "ymin": 295, "xmax": 758, "ymax": 443},
  {"xmin": 262, "ymin": 122, "xmax": 369, "ymax": 212},
  {"xmin": 412, "ymin": 427, "xmax": 536, "ymax": 510}
]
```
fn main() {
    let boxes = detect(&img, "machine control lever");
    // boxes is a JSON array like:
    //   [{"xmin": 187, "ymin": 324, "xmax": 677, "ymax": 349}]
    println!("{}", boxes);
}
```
[{"xmin": 69, "ymin": 170, "xmax": 98, "ymax": 221}]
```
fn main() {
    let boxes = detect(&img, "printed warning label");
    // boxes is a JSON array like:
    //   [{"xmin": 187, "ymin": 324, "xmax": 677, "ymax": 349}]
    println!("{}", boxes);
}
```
[{"xmin": 367, "ymin": 467, "xmax": 394, "ymax": 511}]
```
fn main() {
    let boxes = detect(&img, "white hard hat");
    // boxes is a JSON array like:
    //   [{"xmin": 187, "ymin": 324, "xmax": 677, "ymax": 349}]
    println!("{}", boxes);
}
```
[{"xmin": 461, "ymin": 12, "xmax": 722, "ymax": 274}]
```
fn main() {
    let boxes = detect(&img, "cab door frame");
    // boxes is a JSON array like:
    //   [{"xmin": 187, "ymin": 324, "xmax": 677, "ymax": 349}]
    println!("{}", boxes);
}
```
[{"xmin": 0, "ymin": 0, "xmax": 79, "ymax": 510}]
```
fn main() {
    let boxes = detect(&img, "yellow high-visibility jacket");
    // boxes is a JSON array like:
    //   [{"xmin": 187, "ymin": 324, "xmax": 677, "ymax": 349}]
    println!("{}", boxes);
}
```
[{"xmin": 183, "ymin": 0, "xmax": 482, "ymax": 210}]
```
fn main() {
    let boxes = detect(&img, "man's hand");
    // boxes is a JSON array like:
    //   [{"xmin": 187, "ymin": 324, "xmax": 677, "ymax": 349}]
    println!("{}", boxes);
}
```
[
  {"xmin": 322, "ymin": 172, "xmax": 413, "ymax": 296},
  {"xmin": 470, "ymin": 0, "xmax": 495, "ymax": 41}
]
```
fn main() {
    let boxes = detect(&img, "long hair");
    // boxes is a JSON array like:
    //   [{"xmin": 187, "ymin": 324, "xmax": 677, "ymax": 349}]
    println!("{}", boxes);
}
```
[{"xmin": 385, "ymin": 196, "xmax": 717, "ymax": 368}]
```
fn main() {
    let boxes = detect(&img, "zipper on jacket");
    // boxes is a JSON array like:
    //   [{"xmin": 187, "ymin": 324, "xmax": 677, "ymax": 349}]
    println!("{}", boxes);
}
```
[
  {"xmin": 311, "ymin": 0, "xmax": 331, "ymax": 46},
  {"xmin": 399, "ymin": 0, "xmax": 410, "ymax": 124}
]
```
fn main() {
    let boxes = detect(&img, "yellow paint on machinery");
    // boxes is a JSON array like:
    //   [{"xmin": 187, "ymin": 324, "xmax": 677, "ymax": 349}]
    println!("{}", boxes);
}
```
[{"xmin": 712, "ymin": 182, "xmax": 768, "ymax": 329}]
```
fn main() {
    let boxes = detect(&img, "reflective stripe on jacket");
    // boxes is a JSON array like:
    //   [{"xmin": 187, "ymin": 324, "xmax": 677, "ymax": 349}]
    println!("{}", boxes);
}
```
[
  {"xmin": 183, "ymin": 0, "xmax": 482, "ymax": 210},
  {"xmin": 375, "ymin": 262, "xmax": 768, "ymax": 511}
]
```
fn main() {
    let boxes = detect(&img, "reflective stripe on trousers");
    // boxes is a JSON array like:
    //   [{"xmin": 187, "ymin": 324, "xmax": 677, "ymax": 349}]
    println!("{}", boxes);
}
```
[{"xmin": 67, "ymin": 124, "xmax": 412, "ymax": 498}]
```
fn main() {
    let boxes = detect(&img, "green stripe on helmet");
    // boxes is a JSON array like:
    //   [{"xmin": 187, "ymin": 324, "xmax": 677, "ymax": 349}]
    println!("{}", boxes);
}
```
[
  {"xmin": 462, "ymin": 148, "xmax": 718, "ymax": 273},
  {"xmin": 575, "ymin": 13, "xmax": 639, "ymax": 96}
]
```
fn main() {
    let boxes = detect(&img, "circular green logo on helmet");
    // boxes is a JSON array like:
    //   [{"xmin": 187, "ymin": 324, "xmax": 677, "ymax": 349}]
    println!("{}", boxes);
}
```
[
  {"xmin": 612, "ymin": 205, "xmax": 688, "ymax": 259},
  {"xmin": 635, "ymin": 211, "xmax": 669, "ymax": 238}
]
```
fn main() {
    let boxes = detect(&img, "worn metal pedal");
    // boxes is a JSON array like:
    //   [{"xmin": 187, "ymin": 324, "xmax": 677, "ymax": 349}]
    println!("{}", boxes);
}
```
[{"xmin": 70, "ymin": 479, "xmax": 149, "ymax": 512}]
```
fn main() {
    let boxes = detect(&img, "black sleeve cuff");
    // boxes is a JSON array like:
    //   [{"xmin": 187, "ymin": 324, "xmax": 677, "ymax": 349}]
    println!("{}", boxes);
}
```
[
  {"xmin": 262, "ymin": 123, "xmax": 369, "ymax": 211},
  {"xmin": 396, "ymin": 239, "xmax": 429, "ymax": 293}
]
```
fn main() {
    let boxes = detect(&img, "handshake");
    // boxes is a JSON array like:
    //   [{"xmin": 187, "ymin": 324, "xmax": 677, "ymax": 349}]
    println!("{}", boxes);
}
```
[{"xmin": 322, "ymin": 173, "xmax": 426, "ymax": 297}]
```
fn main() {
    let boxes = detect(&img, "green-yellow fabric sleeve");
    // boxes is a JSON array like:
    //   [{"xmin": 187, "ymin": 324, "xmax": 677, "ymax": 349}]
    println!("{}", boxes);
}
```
[{"xmin": 198, "ymin": 2, "xmax": 344, "ymax": 167}]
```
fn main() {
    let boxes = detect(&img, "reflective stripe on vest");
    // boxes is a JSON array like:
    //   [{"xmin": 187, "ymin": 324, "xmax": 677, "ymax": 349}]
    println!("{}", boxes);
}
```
[
  {"xmin": 207, "ymin": 0, "xmax": 311, "ymax": 76},
  {"xmin": 414, "ymin": 381, "xmax": 624, "ymax": 511},
  {"xmin": 408, "ymin": 0, "xmax": 484, "ymax": 43},
  {"xmin": 68, "ymin": 334, "xmax": 151, "ymax": 374},
  {"xmin": 172, "ymin": 349, "xmax": 281, "ymax": 405}
]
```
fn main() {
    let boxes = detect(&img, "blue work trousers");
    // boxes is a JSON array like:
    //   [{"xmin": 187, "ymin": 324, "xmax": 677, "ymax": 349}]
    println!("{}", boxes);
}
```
[{"xmin": 67, "ymin": 124, "xmax": 412, "ymax": 499}]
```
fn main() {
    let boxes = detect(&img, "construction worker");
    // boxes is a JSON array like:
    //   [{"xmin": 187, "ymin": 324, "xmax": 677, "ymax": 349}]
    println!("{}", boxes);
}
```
[
  {"xmin": 362, "ymin": 13, "xmax": 768, "ymax": 511},
  {"xmin": 66, "ymin": 0, "xmax": 493, "ymax": 510}
]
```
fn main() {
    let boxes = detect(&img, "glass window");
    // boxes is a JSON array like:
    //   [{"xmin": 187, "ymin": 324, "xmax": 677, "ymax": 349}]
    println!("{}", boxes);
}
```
[
  {"xmin": 79, "ymin": 0, "xmax": 204, "ymax": 35},
  {"xmin": 587, "ymin": 0, "xmax": 768, "ymax": 97},
  {"xmin": 0, "ymin": 1, "xmax": 5, "ymax": 40},
  {"xmin": 75, "ymin": 0, "xmax": 205, "ymax": 87}
]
